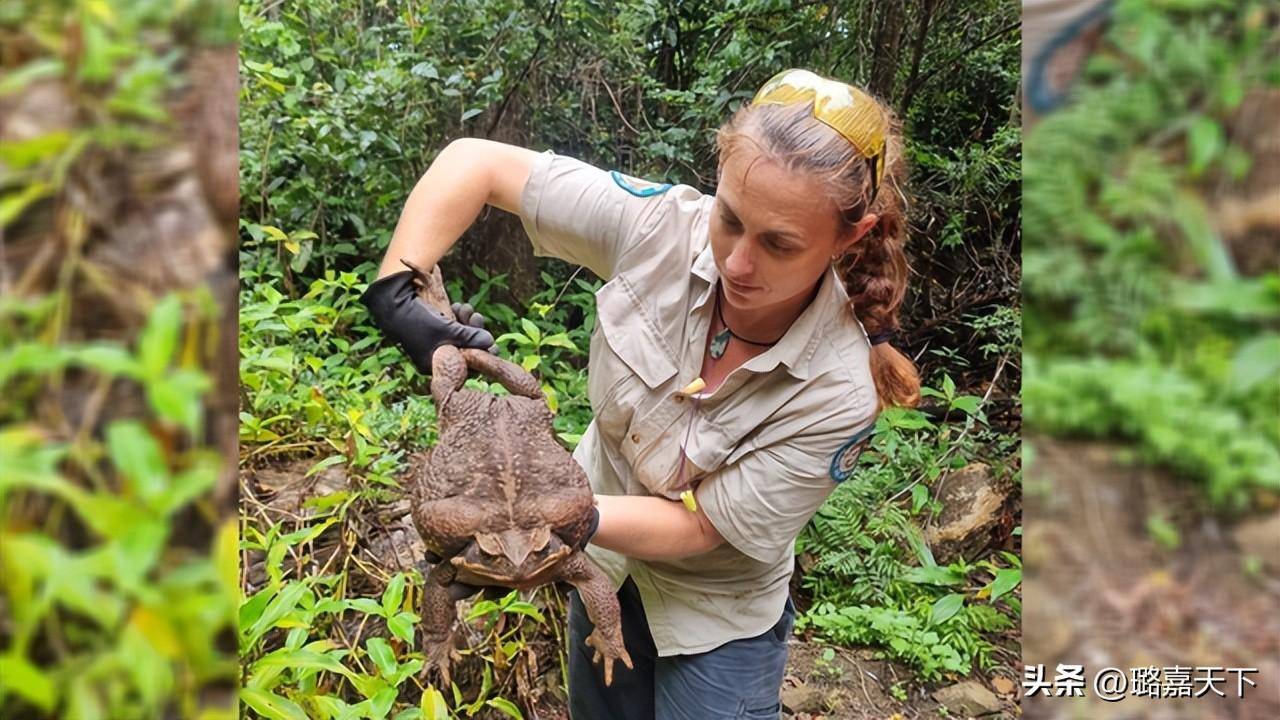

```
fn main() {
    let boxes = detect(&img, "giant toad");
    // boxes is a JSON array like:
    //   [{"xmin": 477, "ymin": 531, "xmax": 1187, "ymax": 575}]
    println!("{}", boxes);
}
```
[{"xmin": 403, "ymin": 262, "xmax": 632, "ymax": 686}]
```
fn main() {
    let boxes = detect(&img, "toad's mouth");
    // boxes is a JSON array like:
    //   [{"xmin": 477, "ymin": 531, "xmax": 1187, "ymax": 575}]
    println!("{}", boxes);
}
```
[
  {"xmin": 452, "ymin": 544, "xmax": 572, "ymax": 583},
  {"xmin": 450, "ymin": 526, "xmax": 576, "ymax": 583}
]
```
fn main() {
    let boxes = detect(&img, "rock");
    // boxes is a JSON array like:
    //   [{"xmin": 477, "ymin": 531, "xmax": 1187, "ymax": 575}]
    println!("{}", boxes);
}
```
[
  {"xmin": 924, "ymin": 463, "xmax": 1016, "ymax": 564},
  {"xmin": 931, "ymin": 681, "xmax": 1002, "ymax": 717},
  {"xmin": 1232, "ymin": 512, "xmax": 1280, "ymax": 571},
  {"xmin": 781, "ymin": 683, "xmax": 823, "ymax": 715}
]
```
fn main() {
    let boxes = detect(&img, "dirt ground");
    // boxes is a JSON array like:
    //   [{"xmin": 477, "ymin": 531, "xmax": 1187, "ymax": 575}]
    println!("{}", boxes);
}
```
[
  {"xmin": 1022, "ymin": 435, "xmax": 1280, "ymax": 720},
  {"xmin": 778, "ymin": 640, "xmax": 1020, "ymax": 719}
]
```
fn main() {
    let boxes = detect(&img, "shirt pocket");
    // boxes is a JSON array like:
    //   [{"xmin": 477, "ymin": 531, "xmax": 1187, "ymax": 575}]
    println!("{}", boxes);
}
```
[{"xmin": 589, "ymin": 273, "xmax": 678, "ymax": 452}]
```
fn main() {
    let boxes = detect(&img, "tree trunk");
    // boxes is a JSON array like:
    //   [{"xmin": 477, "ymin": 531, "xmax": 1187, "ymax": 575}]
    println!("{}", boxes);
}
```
[
  {"xmin": 867, "ymin": 0, "xmax": 905, "ymax": 99},
  {"xmin": 898, "ymin": 0, "xmax": 942, "ymax": 115}
]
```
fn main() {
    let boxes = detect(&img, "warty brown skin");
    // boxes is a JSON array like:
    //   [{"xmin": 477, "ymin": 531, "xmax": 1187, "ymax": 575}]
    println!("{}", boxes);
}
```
[{"xmin": 408, "ymin": 324, "xmax": 633, "ymax": 687}]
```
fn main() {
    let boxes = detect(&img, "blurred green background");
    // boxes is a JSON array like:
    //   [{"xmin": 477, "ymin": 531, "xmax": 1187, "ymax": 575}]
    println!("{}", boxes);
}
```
[
  {"xmin": 2, "ymin": 1, "xmax": 238, "ymax": 718},
  {"xmin": 1025, "ymin": 1, "xmax": 1280, "ymax": 509},
  {"xmin": 1022, "ymin": 1, "xmax": 1280, "ymax": 717}
]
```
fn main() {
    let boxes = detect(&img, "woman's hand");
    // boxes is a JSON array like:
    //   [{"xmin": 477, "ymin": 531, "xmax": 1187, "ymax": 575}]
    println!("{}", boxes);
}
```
[{"xmin": 361, "ymin": 270, "xmax": 496, "ymax": 374}]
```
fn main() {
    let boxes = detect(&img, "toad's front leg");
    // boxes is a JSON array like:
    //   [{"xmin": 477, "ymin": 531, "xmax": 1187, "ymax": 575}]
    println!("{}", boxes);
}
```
[{"xmin": 554, "ymin": 551, "xmax": 633, "ymax": 686}]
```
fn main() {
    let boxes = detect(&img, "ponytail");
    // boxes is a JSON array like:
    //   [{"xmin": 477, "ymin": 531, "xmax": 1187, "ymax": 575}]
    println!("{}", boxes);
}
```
[{"xmin": 835, "ymin": 121, "xmax": 920, "ymax": 410}]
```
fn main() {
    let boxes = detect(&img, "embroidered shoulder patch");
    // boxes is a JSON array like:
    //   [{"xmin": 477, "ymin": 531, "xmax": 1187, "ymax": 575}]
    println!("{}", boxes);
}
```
[
  {"xmin": 829, "ymin": 423, "xmax": 876, "ymax": 483},
  {"xmin": 610, "ymin": 170, "xmax": 672, "ymax": 198}
]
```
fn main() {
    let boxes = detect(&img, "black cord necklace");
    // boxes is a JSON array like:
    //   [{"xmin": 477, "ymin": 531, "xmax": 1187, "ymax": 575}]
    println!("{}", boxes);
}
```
[{"xmin": 709, "ymin": 281, "xmax": 784, "ymax": 359}]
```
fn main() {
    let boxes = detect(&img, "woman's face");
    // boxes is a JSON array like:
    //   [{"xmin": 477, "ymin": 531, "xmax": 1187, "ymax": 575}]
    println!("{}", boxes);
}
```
[{"xmin": 710, "ymin": 145, "xmax": 872, "ymax": 315}]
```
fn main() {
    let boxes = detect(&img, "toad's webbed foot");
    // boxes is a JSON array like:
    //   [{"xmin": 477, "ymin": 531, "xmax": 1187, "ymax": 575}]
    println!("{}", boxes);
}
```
[{"xmin": 556, "ymin": 551, "xmax": 632, "ymax": 686}]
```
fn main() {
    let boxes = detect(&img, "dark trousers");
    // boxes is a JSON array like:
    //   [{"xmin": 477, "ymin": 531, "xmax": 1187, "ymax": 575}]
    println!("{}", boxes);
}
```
[{"xmin": 567, "ymin": 577, "xmax": 794, "ymax": 720}]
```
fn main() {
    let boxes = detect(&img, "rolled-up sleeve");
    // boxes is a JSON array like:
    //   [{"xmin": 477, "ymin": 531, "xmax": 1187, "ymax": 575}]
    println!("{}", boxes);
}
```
[
  {"xmin": 518, "ymin": 150, "xmax": 672, "ymax": 280},
  {"xmin": 697, "ymin": 412, "xmax": 878, "ymax": 564}
]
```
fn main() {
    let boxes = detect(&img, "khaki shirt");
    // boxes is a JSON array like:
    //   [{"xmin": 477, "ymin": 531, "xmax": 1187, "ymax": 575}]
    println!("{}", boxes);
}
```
[{"xmin": 518, "ymin": 150, "xmax": 879, "ymax": 655}]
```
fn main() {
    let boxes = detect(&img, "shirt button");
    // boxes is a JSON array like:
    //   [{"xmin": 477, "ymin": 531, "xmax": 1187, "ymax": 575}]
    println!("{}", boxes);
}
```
[{"xmin": 630, "ymin": 433, "xmax": 641, "ymax": 443}]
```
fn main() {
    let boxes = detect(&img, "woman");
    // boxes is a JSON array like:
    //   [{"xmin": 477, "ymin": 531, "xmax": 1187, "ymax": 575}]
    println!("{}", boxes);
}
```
[{"xmin": 363, "ymin": 69, "xmax": 920, "ymax": 719}]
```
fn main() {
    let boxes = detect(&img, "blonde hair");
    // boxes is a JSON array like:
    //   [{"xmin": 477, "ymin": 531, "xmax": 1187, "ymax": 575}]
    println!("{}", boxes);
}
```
[{"xmin": 714, "ymin": 95, "xmax": 921, "ymax": 410}]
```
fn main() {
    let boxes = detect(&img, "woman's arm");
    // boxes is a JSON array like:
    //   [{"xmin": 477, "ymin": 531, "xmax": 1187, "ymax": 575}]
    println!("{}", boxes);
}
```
[
  {"xmin": 377, "ymin": 138, "xmax": 538, "ymax": 278},
  {"xmin": 591, "ymin": 494, "xmax": 725, "ymax": 561}
]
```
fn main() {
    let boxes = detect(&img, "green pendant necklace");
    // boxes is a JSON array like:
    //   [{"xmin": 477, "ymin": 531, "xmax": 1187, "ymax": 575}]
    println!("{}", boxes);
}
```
[{"xmin": 709, "ymin": 281, "xmax": 780, "ymax": 360}]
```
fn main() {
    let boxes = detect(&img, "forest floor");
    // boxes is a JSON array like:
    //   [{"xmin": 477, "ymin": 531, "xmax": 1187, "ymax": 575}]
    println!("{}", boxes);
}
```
[
  {"xmin": 1021, "ymin": 436, "xmax": 1280, "ymax": 720},
  {"xmin": 243, "ymin": 457, "xmax": 1024, "ymax": 720}
]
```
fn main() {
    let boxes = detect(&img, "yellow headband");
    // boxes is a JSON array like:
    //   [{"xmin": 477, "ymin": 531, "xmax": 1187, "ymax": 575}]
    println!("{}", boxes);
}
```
[{"xmin": 751, "ymin": 69, "xmax": 887, "ymax": 197}]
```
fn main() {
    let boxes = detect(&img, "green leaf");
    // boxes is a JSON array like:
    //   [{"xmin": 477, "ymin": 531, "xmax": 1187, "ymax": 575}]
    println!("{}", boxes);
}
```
[
  {"xmin": 139, "ymin": 294, "xmax": 182, "ymax": 377},
  {"xmin": 410, "ymin": 62, "xmax": 440, "ymax": 79},
  {"xmin": 465, "ymin": 600, "xmax": 500, "ymax": 621},
  {"xmin": 880, "ymin": 407, "xmax": 934, "ymax": 431},
  {"xmin": 0, "ymin": 130, "xmax": 72, "ymax": 169},
  {"xmin": 241, "ymin": 687, "xmax": 310, "ymax": 720},
  {"xmin": 382, "ymin": 574, "xmax": 406, "ymax": 616},
  {"xmin": 0, "ymin": 58, "xmax": 64, "ymax": 96},
  {"xmin": 910, "ymin": 485, "xmax": 929, "ymax": 514},
  {"xmin": 1231, "ymin": 335, "xmax": 1280, "ymax": 392},
  {"xmin": 502, "ymin": 601, "xmax": 545, "ymax": 623},
  {"xmin": 262, "ymin": 225, "xmax": 289, "ymax": 241},
  {"xmin": 927, "ymin": 593, "xmax": 965, "ymax": 627},
  {"xmin": 986, "ymin": 568, "xmax": 1021, "ymax": 601},
  {"xmin": 147, "ymin": 369, "xmax": 209, "ymax": 434},
  {"xmin": 900, "ymin": 565, "xmax": 965, "ymax": 586},
  {"xmin": 305, "ymin": 454, "xmax": 347, "ymax": 478},
  {"xmin": 539, "ymin": 333, "xmax": 577, "ymax": 351},
  {"xmin": 0, "ymin": 651, "xmax": 56, "ymax": 713},
  {"xmin": 485, "ymin": 697, "xmax": 524, "ymax": 719},
  {"xmin": 240, "ymin": 585, "xmax": 274, "ymax": 633},
  {"xmin": 949, "ymin": 395, "xmax": 981, "ymax": 416},
  {"xmin": 494, "ymin": 332, "xmax": 533, "ymax": 347},
  {"xmin": 387, "ymin": 613, "xmax": 415, "ymax": 644},
  {"xmin": 519, "ymin": 318, "xmax": 541, "ymax": 344},
  {"xmin": 347, "ymin": 597, "xmax": 384, "ymax": 616},
  {"xmin": 279, "ymin": 517, "xmax": 338, "ymax": 547},
  {"xmin": 252, "ymin": 648, "xmax": 354, "ymax": 680},
  {"xmin": 1187, "ymin": 116, "xmax": 1223, "ymax": 176},
  {"xmin": 106, "ymin": 421, "xmax": 168, "ymax": 504},
  {"xmin": 1, "ymin": 182, "xmax": 53, "ymax": 227},
  {"xmin": 74, "ymin": 343, "xmax": 142, "ymax": 377},
  {"xmin": 421, "ymin": 686, "xmax": 450, "ymax": 720},
  {"xmin": 918, "ymin": 386, "xmax": 946, "ymax": 400},
  {"xmin": 244, "ymin": 582, "xmax": 310, "ymax": 649},
  {"xmin": 290, "ymin": 239, "xmax": 313, "ymax": 272},
  {"xmin": 366, "ymin": 637, "xmax": 398, "ymax": 679},
  {"xmin": 368, "ymin": 686, "xmax": 399, "ymax": 719},
  {"xmin": 1146, "ymin": 514, "xmax": 1181, "ymax": 550}
]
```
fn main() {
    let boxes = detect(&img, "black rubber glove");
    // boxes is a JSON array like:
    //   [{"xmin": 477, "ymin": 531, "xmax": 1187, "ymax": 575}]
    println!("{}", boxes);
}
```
[
  {"xmin": 361, "ymin": 270, "xmax": 497, "ymax": 374},
  {"xmin": 571, "ymin": 505, "xmax": 601, "ymax": 552}
]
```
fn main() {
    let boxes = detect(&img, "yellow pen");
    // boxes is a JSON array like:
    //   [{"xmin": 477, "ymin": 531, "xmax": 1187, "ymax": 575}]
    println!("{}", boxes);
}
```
[
  {"xmin": 680, "ymin": 490, "xmax": 698, "ymax": 512},
  {"xmin": 680, "ymin": 377, "xmax": 706, "ymax": 395}
]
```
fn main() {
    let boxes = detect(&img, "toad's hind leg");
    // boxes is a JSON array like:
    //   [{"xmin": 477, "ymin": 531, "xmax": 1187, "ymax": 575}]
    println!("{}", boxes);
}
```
[
  {"xmin": 555, "ymin": 551, "xmax": 632, "ymax": 686},
  {"xmin": 461, "ymin": 349, "xmax": 543, "ymax": 399}
]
